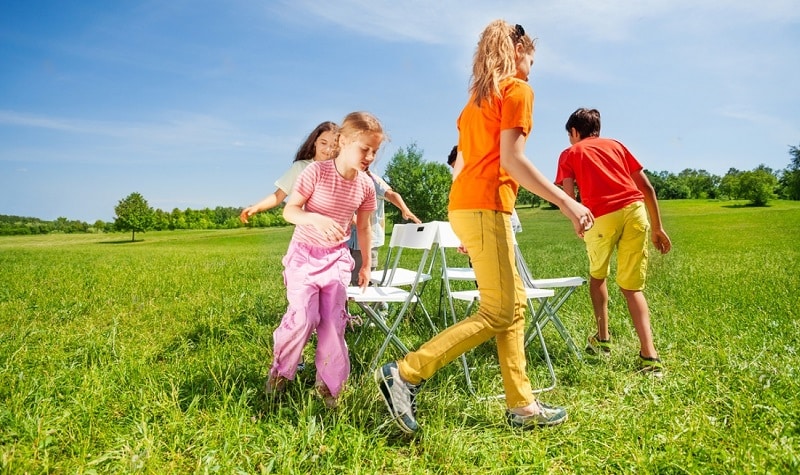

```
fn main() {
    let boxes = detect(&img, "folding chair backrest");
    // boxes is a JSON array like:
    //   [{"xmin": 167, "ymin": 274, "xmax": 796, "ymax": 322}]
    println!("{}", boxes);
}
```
[
  {"xmin": 398, "ymin": 222, "xmax": 439, "ymax": 250},
  {"xmin": 434, "ymin": 220, "xmax": 461, "ymax": 249},
  {"xmin": 383, "ymin": 222, "xmax": 437, "ymax": 285},
  {"xmin": 514, "ymin": 242, "xmax": 536, "ymax": 289},
  {"xmin": 434, "ymin": 221, "xmax": 473, "ymax": 274},
  {"xmin": 374, "ymin": 223, "xmax": 407, "ymax": 285}
]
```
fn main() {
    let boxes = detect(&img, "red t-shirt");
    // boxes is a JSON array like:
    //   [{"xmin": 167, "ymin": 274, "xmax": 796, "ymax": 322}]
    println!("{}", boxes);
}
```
[
  {"xmin": 555, "ymin": 137, "xmax": 644, "ymax": 218},
  {"xmin": 450, "ymin": 77, "xmax": 533, "ymax": 213}
]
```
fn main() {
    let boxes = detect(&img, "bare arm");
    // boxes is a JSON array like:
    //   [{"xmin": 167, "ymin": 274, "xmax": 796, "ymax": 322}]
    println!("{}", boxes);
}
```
[
  {"xmin": 384, "ymin": 189, "xmax": 421, "ymax": 224},
  {"xmin": 283, "ymin": 191, "xmax": 346, "ymax": 242},
  {"xmin": 355, "ymin": 209, "xmax": 373, "ymax": 291},
  {"xmin": 499, "ymin": 128, "xmax": 594, "ymax": 236},
  {"xmin": 631, "ymin": 170, "xmax": 671, "ymax": 254},
  {"xmin": 240, "ymin": 188, "xmax": 288, "ymax": 223},
  {"xmin": 561, "ymin": 177, "xmax": 577, "ymax": 200}
]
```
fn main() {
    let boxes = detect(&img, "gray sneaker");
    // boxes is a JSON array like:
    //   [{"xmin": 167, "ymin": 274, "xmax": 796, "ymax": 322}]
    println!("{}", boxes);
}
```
[
  {"xmin": 374, "ymin": 362, "xmax": 419, "ymax": 433},
  {"xmin": 506, "ymin": 401, "xmax": 568, "ymax": 429}
]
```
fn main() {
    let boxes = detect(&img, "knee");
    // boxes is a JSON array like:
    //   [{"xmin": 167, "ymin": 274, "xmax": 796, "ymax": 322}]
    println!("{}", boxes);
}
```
[{"xmin": 477, "ymin": 296, "xmax": 519, "ymax": 331}]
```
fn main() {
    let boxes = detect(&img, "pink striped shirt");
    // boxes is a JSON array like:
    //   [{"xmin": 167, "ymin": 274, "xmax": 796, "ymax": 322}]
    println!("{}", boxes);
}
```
[{"xmin": 291, "ymin": 159, "xmax": 377, "ymax": 247}]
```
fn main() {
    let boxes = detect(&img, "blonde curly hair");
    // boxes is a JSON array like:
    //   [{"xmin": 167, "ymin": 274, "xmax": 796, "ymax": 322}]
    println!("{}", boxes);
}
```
[{"xmin": 470, "ymin": 20, "xmax": 536, "ymax": 106}]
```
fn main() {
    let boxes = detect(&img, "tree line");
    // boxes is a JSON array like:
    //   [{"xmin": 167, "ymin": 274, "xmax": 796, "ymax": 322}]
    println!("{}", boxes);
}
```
[{"xmin": 3, "ymin": 143, "xmax": 798, "ymax": 238}]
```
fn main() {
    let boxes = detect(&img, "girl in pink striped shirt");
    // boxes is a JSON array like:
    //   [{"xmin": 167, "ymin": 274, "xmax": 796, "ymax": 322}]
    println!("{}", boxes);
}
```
[{"xmin": 266, "ymin": 112, "xmax": 381, "ymax": 407}]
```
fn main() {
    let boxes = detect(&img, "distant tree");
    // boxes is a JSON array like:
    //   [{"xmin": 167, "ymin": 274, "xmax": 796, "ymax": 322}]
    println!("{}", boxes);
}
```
[
  {"xmin": 718, "ymin": 168, "xmax": 743, "ymax": 200},
  {"xmin": 661, "ymin": 174, "xmax": 691, "ymax": 199},
  {"xmin": 678, "ymin": 168, "xmax": 720, "ymax": 199},
  {"xmin": 738, "ymin": 165, "xmax": 778, "ymax": 206},
  {"xmin": 516, "ymin": 187, "xmax": 542, "ymax": 207},
  {"xmin": 152, "ymin": 209, "xmax": 171, "ymax": 231},
  {"xmin": 644, "ymin": 170, "xmax": 667, "ymax": 199},
  {"xmin": 384, "ymin": 143, "xmax": 451, "ymax": 222},
  {"xmin": 779, "ymin": 144, "xmax": 800, "ymax": 200},
  {"xmin": 170, "ymin": 208, "xmax": 186, "ymax": 230},
  {"xmin": 114, "ymin": 192, "xmax": 154, "ymax": 241}
]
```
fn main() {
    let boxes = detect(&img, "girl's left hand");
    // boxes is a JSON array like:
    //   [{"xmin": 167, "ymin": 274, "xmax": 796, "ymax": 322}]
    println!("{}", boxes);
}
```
[{"xmin": 357, "ymin": 266, "xmax": 370, "ymax": 292}]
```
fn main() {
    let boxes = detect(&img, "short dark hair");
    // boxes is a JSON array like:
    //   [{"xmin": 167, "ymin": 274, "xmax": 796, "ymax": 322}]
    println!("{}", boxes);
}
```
[
  {"xmin": 447, "ymin": 146, "xmax": 458, "ymax": 167},
  {"xmin": 565, "ymin": 108, "xmax": 601, "ymax": 139}
]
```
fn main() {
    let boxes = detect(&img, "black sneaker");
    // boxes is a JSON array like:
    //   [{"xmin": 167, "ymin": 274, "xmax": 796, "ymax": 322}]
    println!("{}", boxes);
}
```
[
  {"xmin": 374, "ymin": 362, "xmax": 419, "ymax": 433},
  {"xmin": 506, "ymin": 401, "xmax": 568, "ymax": 429}
]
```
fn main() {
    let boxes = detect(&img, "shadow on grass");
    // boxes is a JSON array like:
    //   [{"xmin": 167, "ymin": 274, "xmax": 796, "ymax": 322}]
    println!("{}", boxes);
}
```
[
  {"xmin": 721, "ymin": 202, "xmax": 771, "ymax": 209},
  {"xmin": 97, "ymin": 239, "xmax": 144, "ymax": 244}
]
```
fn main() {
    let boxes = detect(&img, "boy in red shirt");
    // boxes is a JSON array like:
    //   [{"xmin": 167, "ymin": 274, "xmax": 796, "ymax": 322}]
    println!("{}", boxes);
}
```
[{"xmin": 555, "ymin": 108, "xmax": 671, "ymax": 376}]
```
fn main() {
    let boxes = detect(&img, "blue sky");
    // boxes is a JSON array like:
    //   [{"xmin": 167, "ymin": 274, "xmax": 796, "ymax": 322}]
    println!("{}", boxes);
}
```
[{"xmin": 1, "ymin": 0, "xmax": 798, "ymax": 223}]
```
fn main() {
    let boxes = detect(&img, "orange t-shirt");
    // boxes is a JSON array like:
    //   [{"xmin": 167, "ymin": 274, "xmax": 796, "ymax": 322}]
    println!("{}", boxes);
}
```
[{"xmin": 449, "ymin": 77, "xmax": 533, "ymax": 213}]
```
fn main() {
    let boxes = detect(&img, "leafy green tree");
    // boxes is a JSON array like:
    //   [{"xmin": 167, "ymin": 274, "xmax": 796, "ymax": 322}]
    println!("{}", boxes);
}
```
[
  {"xmin": 384, "ymin": 143, "xmax": 452, "ymax": 223},
  {"xmin": 719, "ymin": 168, "xmax": 742, "ymax": 200},
  {"xmin": 779, "ymin": 144, "xmax": 800, "ymax": 200},
  {"xmin": 152, "ymin": 209, "xmax": 171, "ymax": 231},
  {"xmin": 678, "ymin": 168, "xmax": 720, "ymax": 199},
  {"xmin": 114, "ymin": 192, "xmax": 154, "ymax": 241},
  {"xmin": 516, "ymin": 187, "xmax": 542, "ymax": 207},
  {"xmin": 662, "ymin": 173, "xmax": 691, "ymax": 199},
  {"xmin": 738, "ymin": 165, "xmax": 778, "ymax": 206}
]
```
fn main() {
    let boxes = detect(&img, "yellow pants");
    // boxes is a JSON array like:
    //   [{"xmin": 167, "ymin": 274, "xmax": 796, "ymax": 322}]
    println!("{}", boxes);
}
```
[{"xmin": 398, "ymin": 209, "xmax": 534, "ymax": 408}]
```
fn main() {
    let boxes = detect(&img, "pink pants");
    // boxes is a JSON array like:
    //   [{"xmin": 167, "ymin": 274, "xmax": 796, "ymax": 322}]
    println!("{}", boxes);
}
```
[{"xmin": 270, "ymin": 240, "xmax": 353, "ymax": 397}]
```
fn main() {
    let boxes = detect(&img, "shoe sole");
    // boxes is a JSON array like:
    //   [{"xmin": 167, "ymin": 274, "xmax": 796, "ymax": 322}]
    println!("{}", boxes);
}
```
[{"xmin": 374, "ymin": 366, "xmax": 418, "ymax": 434}]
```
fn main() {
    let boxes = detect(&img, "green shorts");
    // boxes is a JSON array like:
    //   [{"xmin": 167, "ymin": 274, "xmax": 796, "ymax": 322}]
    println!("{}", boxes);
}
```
[{"xmin": 583, "ymin": 201, "xmax": 649, "ymax": 291}]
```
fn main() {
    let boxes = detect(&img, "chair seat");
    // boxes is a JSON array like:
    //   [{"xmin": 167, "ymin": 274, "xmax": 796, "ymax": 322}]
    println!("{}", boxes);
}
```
[
  {"xmin": 450, "ymin": 287, "xmax": 554, "ymax": 302},
  {"xmin": 347, "ymin": 286, "xmax": 417, "ymax": 304},
  {"xmin": 443, "ymin": 267, "xmax": 476, "ymax": 281},
  {"xmin": 529, "ymin": 276, "xmax": 585, "ymax": 289},
  {"xmin": 370, "ymin": 268, "xmax": 432, "ymax": 287}
]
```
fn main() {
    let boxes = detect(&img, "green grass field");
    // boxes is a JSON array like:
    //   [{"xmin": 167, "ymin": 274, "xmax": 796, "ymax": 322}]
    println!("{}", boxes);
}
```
[{"xmin": 1, "ymin": 200, "xmax": 798, "ymax": 474}]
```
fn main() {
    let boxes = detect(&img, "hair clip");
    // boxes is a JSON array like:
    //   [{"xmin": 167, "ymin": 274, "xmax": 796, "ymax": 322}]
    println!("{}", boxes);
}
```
[{"xmin": 512, "ymin": 24, "xmax": 525, "ymax": 42}]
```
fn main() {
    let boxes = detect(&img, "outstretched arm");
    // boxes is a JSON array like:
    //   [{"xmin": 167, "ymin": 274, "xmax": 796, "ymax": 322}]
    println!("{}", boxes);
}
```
[
  {"xmin": 631, "ymin": 170, "xmax": 671, "ymax": 254},
  {"xmin": 240, "ymin": 188, "xmax": 288, "ymax": 223},
  {"xmin": 499, "ymin": 128, "xmax": 594, "ymax": 236},
  {"xmin": 384, "ymin": 189, "xmax": 421, "ymax": 223}
]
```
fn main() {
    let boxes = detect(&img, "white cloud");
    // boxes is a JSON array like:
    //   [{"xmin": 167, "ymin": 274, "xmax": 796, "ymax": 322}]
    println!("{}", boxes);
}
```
[{"xmin": 286, "ymin": 0, "xmax": 800, "ymax": 45}]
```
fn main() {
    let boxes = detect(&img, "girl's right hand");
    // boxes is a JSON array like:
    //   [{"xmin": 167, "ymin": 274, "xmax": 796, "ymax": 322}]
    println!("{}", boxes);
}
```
[
  {"xmin": 239, "ymin": 207, "xmax": 255, "ymax": 223},
  {"xmin": 563, "ymin": 201, "xmax": 594, "ymax": 238},
  {"xmin": 313, "ymin": 215, "xmax": 345, "ymax": 242}
]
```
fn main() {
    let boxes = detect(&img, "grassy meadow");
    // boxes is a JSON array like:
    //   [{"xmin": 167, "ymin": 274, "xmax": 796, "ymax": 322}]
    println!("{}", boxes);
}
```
[{"xmin": 1, "ymin": 200, "xmax": 798, "ymax": 474}]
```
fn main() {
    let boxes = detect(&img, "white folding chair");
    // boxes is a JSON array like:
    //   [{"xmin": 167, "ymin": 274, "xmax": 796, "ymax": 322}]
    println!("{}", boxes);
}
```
[
  {"xmin": 347, "ymin": 222, "xmax": 439, "ymax": 370},
  {"xmin": 449, "ymin": 286, "xmax": 557, "ymax": 398},
  {"xmin": 514, "ymin": 244, "xmax": 586, "ymax": 361},
  {"xmin": 433, "ymin": 221, "xmax": 477, "ymax": 328},
  {"xmin": 370, "ymin": 223, "xmax": 435, "ymax": 323}
]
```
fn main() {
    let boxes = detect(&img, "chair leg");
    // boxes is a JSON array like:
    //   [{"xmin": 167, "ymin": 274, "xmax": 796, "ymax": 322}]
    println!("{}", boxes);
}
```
[
  {"xmin": 525, "ymin": 292, "xmax": 584, "ymax": 362},
  {"xmin": 527, "ymin": 319, "xmax": 557, "ymax": 394},
  {"xmin": 354, "ymin": 301, "xmax": 411, "ymax": 371}
]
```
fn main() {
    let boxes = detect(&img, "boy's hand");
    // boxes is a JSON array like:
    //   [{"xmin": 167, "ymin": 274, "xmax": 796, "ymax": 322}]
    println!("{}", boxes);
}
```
[{"xmin": 652, "ymin": 229, "xmax": 672, "ymax": 254}]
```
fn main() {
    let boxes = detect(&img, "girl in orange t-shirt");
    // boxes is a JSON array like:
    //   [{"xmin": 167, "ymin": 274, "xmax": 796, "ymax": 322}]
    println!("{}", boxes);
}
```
[{"xmin": 375, "ymin": 20, "xmax": 594, "ymax": 434}]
